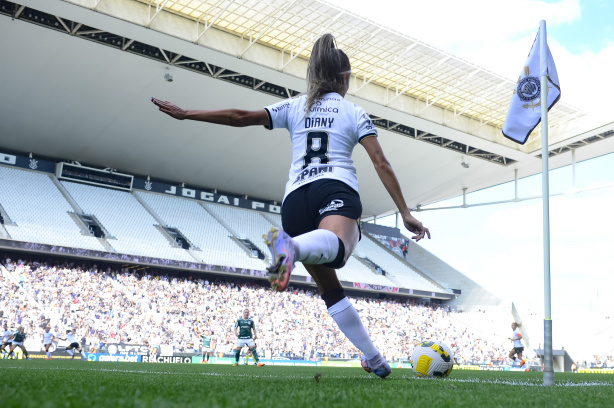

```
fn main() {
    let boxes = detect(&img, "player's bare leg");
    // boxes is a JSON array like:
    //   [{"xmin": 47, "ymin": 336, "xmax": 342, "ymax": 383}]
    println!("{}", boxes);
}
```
[{"xmin": 20, "ymin": 345, "xmax": 30, "ymax": 360}]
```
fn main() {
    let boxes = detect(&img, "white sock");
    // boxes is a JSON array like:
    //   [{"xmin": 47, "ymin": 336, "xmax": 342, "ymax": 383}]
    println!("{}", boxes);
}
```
[
  {"xmin": 47, "ymin": 351, "xmax": 51, "ymax": 358},
  {"xmin": 66, "ymin": 349, "xmax": 74, "ymax": 356},
  {"xmin": 328, "ymin": 297, "xmax": 379, "ymax": 360},
  {"xmin": 515, "ymin": 358, "xmax": 522, "ymax": 363},
  {"xmin": 293, "ymin": 229, "xmax": 340, "ymax": 264}
]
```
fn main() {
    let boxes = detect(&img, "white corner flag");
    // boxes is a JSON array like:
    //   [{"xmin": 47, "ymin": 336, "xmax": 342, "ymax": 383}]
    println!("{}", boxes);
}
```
[{"xmin": 502, "ymin": 27, "xmax": 561, "ymax": 144}]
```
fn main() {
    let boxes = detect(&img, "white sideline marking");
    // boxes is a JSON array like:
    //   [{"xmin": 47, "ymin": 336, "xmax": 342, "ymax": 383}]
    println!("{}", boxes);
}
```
[
  {"xmin": 1, "ymin": 366, "xmax": 612, "ymax": 386},
  {"xmin": 398, "ymin": 374, "xmax": 613, "ymax": 387}
]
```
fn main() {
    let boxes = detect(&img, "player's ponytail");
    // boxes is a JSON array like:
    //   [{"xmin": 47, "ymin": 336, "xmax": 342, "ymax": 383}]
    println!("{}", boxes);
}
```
[{"xmin": 305, "ymin": 33, "xmax": 351, "ymax": 114}]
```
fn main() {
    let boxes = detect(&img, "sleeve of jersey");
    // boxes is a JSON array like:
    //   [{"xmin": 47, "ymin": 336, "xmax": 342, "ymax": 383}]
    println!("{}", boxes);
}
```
[
  {"xmin": 263, "ymin": 99, "xmax": 291, "ymax": 130},
  {"xmin": 357, "ymin": 109, "xmax": 377, "ymax": 142}
]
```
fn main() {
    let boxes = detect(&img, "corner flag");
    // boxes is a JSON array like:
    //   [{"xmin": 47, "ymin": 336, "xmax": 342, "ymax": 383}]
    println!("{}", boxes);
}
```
[{"xmin": 502, "ymin": 27, "xmax": 561, "ymax": 144}]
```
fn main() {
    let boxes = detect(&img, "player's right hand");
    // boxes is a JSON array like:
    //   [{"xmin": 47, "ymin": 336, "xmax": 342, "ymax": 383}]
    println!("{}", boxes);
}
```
[{"xmin": 402, "ymin": 213, "xmax": 431, "ymax": 242}]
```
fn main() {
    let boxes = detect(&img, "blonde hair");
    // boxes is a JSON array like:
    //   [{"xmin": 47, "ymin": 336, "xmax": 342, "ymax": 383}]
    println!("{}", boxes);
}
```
[{"xmin": 305, "ymin": 33, "xmax": 351, "ymax": 114}]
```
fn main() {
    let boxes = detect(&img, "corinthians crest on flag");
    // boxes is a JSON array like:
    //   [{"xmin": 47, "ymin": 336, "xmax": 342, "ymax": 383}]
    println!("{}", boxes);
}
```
[{"xmin": 502, "ymin": 27, "xmax": 561, "ymax": 144}]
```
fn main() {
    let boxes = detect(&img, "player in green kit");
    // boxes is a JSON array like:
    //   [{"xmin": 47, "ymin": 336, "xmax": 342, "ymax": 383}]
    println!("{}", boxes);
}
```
[
  {"xmin": 5, "ymin": 327, "xmax": 30, "ymax": 360},
  {"xmin": 200, "ymin": 329, "xmax": 215, "ymax": 364},
  {"xmin": 233, "ymin": 309, "xmax": 265, "ymax": 367}
]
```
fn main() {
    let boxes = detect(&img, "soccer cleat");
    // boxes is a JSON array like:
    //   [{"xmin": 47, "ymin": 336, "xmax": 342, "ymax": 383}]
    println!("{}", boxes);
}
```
[
  {"xmin": 26, "ymin": 357, "xmax": 31, "ymax": 360},
  {"xmin": 520, "ymin": 359, "xmax": 526, "ymax": 368},
  {"xmin": 263, "ymin": 228, "xmax": 296, "ymax": 292},
  {"xmin": 361, "ymin": 355, "xmax": 392, "ymax": 379},
  {"xmin": 257, "ymin": 362, "xmax": 265, "ymax": 367},
  {"xmin": 233, "ymin": 363, "xmax": 239, "ymax": 366}
]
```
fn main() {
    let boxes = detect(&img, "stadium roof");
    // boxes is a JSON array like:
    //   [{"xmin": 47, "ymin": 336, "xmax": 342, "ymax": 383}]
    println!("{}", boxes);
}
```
[
  {"xmin": 129, "ymin": 0, "xmax": 586, "ymax": 144},
  {"xmin": 1, "ymin": 0, "xmax": 613, "ymax": 217}
]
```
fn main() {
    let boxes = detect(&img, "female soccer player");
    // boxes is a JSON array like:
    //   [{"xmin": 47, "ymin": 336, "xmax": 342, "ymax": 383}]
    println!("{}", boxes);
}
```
[
  {"xmin": 42, "ymin": 326, "xmax": 56, "ymax": 360},
  {"xmin": 200, "ymin": 329, "xmax": 215, "ymax": 364},
  {"xmin": 509, "ymin": 322, "xmax": 526, "ymax": 367},
  {"xmin": 152, "ymin": 33, "xmax": 430, "ymax": 378},
  {"xmin": 5, "ymin": 326, "xmax": 30, "ymax": 360}
]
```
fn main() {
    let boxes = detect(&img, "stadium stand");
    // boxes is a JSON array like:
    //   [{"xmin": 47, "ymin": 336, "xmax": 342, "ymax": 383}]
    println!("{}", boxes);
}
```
[
  {"xmin": 355, "ymin": 234, "xmax": 444, "ymax": 292},
  {"xmin": 1, "ymin": 255, "xmax": 536, "ymax": 366},
  {"xmin": 336, "ymin": 256, "xmax": 398, "ymax": 287},
  {"xmin": 61, "ymin": 181, "xmax": 195, "ymax": 262},
  {"xmin": 0, "ymin": 166, "xmax": 105, "ymax": 251},
  {"xmin": 203, "ymin": 202, "xmax": 275, "ymax": 258},
  {"xmin": 135, "ymin": 191, "xmax": 266, "ymax": 270}
]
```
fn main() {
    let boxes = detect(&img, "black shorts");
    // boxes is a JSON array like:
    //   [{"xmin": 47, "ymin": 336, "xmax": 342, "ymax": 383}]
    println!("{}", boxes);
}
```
[
  {"xmin": 68, "ymin": 342, "xmax": 80, "ymax": 349},
  {"xmin": 513, "ymin": 347, "xmax": 524, "ymax": 354},
  {"xmin": 282, "ymin": 179, "xmax": 362, "ymax": 238}
]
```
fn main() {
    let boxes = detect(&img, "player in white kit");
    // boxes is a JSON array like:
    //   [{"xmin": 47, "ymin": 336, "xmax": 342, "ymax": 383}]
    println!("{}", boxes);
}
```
[
  {"xmin": 0, "ymin": 324, "xmax": 12, "ymax": 358},
  {"xmin": 42, "ymin": 327, "xmax": 56, "ymax": 360},
  {"xmin": 152, "ymin": 33, "xmax": 430, "ymax": 379},
  {"xmin": 64, "ymin": 329, "xmax": 85, "ymax": 360},
  {"xmin": 508, "ymin": 322, "xmax": 526, "ymax": 367}
]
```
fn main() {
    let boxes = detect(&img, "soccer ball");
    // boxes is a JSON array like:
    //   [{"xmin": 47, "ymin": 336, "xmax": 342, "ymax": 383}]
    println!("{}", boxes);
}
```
[{"xmin": 410, "ymin": 340, "xmax": 454, "ymax": 378}]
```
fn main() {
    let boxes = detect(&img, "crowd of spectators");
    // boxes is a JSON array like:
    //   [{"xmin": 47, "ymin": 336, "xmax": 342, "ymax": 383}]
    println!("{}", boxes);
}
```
[{"xmin": 1, "ymin": 255, "xmax": 543, "ymax": 365}]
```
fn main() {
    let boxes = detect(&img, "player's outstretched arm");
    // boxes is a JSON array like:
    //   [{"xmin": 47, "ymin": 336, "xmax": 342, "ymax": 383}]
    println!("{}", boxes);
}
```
[
  {"xmin": 151, "ymin": 98, "xmax": 269, "ymax": 127},
  {"xmin": 361, "ymin": 136, "xmax": 431, "ymax": 242}
]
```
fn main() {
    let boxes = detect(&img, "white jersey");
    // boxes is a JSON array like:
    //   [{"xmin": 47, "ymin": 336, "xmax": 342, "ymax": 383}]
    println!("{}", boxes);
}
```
[
  {"xmin": 66, "ymin": 332, "xmax": 78, "ymax": 344},
  {"xmin": 512, "ymin": 328, "xmax": 523, "ymax": 347},
  {"xmin": 264, "ymin": 93, "xmax": 377, "ymax": 201},
  {"xmin": 2, "ymin": 329, "xmax": 12, "ymax": 342},
  {"xmin": 43, "ymin": 331, "xmax": 55, "ymax": 344}
]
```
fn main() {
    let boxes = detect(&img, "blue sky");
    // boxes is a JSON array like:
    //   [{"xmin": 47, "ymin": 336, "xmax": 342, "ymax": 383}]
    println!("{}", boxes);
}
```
[
  {"xmin": 333, "ymin": 0, "xmax": 614, "ymax": 124},
  {"xmin": 331, "ymin": 0, "xmax": 614, "ymax": 359},
  {"xmin": 547, "ymin": 0, "xmax": 613, "ymax": 54}
]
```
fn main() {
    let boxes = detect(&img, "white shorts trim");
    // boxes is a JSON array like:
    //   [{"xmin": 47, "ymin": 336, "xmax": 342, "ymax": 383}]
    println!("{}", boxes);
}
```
[
  {"xmin": 12, "ymin": 341, "xmax": 23, "ymax": 346},
  {"xmin": 235, "ymin": 339, "xmax": 256, "ymax": 348}
]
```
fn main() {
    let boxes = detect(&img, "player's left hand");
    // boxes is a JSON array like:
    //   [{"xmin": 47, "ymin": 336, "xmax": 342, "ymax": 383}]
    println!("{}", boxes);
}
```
[
  {"xmin": 402, "ymin": 213, "xmax": 431, "ymax": 242},
  {"xmin": 151, "ymin": 98, "xmax": 187, "ymax": 120}
]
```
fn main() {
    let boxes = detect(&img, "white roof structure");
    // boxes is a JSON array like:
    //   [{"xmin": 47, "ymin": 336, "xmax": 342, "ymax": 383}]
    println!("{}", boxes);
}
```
[
  {"xmin": 128, "ymin": 0, "xmax": 584, "ymax": 146},
  {"xmin": 0, "ymin": 0, "xmax": 612, "ymax": 217}
]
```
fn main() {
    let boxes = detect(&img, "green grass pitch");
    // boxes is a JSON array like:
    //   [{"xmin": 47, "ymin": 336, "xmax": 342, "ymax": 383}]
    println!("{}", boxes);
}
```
[{"xmin": 0, "ymin": 360, "xmax": 612, "ymax": 408}]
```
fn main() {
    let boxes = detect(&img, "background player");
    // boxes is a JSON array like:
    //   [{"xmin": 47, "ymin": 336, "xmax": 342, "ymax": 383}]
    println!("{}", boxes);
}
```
[
  {"xmin": 42, "ymin": 326, "xmax": 56, "ymax": 360},
  {"xmin": 508, "ymin": 322, "xmax": 526, "ymax": 367},
  {"xmin": 244, "ymin": 347, "xmax": 254, "ymax": 365},
  {"xmin": 233, "ymin": 309, "xmax": 264, "ymax": 367},
  {"xmin": 5, "ymin": 326, "xmax": 30, "ymax": 360},
  {"xmin": 0, "ymin": 324, "xmax": 12, "ymax": 358},
  {"xmin": 200, "ymin": 329, "xmax": 215, "ymax": 364},
  {"xmin": 151, "ymin": 33, "xmax": 430, "ymax": 379},
  {"xmin": 64, "ymin": 329, "xmax": 85, "ymax": 360}
]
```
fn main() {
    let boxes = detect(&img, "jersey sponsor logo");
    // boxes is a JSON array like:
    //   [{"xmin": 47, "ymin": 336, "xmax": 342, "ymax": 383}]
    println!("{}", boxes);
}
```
[
  {"xmin": 305, "ymin": 105, "xmax": 339, "ymax": 114},
  {"xmin": 305, "ymin": 117, "xmax": 334, "ymax": 129},
  {"xmin": 293, "ymin": 166, "xmax": 334, "ymax": 184},
  {"xmin": 319, "ymin": 199, "xmax": 344, "ymax": 215},
  {"xmin": 271, "ymin": 102, "xmax": 290, "ymax": 113}
]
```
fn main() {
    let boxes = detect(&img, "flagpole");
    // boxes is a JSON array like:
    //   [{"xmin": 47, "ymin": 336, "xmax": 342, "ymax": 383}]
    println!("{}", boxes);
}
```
[{"xmin": 539, "ymin": 19, "xmax": 554, "ymax": 387}]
